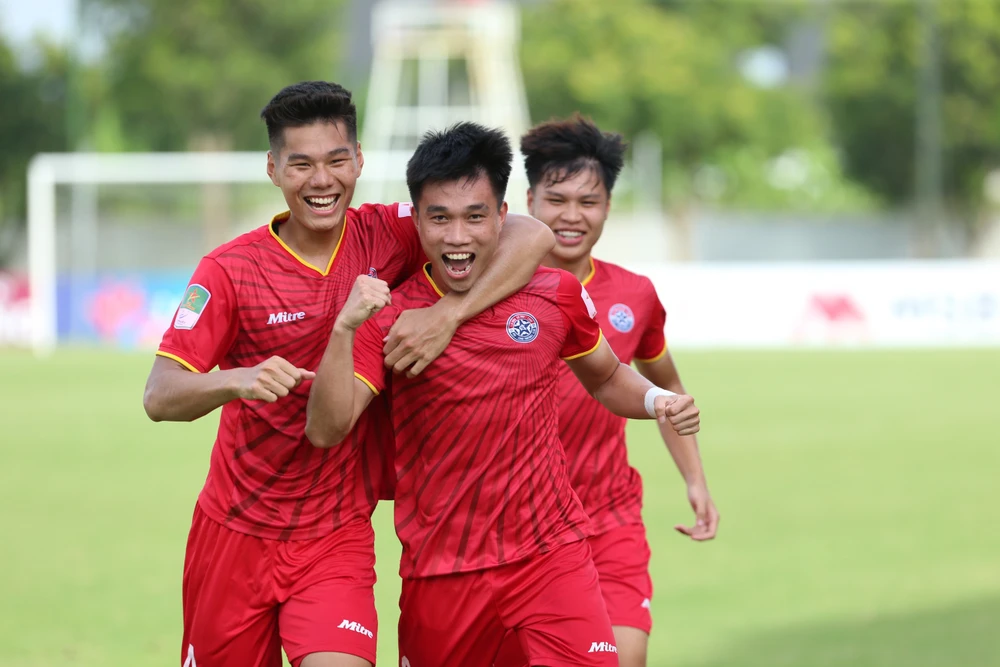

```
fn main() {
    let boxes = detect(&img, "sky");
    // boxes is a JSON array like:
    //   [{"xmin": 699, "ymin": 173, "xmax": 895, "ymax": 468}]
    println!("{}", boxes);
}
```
[{"xmin": 0, "ymin": 0, "xmax": 75, "ymax": 46}]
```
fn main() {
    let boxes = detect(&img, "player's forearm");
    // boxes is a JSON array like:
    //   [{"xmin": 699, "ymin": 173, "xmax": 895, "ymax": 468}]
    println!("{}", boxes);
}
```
[
  {"xmin": 592, "ymin": 362, "xmax": 658, "ymax": 420},
  {"xmin": 305, "ymin": 324, "xmax": 360, "ymax": 448},
  {"xmin": 439, "ymin": 214, "xmax": 555, "ymax": 323},
  {"xmin": 659, "ymin": 422, "xmax": 709, "ymax": 488},
  {"xmin": 657, "ymin": 374, "xmax": 707, "ymax": 487},
  {"xmin": 143, "ymin": 367, "xmax": 241, "ymax": 422}
]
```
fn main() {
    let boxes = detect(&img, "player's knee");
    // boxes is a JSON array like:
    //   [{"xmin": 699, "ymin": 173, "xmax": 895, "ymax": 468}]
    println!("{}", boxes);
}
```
[{"xmin": 611, "ymin": 625, "xmax": 649, "ymax": 667}]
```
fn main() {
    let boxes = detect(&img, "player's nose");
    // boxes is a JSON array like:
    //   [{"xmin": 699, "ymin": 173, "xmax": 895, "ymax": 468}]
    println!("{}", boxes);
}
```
[
  {"xmin": 561, "ymin": 203, "xmax": 583, "ymax": 222},
  {"xmin": 310, "ymin": 165, "xmax": 336, "ymax": 189},
  {"xmin": 443, "ymin": 220, "xmax": 473, "ymax": 245}
]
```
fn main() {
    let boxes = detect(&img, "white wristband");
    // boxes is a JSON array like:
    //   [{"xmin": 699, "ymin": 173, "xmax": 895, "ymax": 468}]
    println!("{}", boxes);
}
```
[{"xmin": 644, "ymin": 387, "xmax": 676, "ymax": 418}]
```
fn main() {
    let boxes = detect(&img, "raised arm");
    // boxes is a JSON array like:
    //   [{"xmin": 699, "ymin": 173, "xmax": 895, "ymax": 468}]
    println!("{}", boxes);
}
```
[
  {"xmin": 564, "ymin": 339, "xmax": 700, "ymax": 434},
  {"xmin": 637, "ymin": 351, "xmax": 719, "ymax": 541},
  {"xmin": 383, "ymin": 213, "xmax": 555, "ymax": 376},
  {"xmin": 305, "ymin": 275, "xmax": 388, "ymax": 448}
]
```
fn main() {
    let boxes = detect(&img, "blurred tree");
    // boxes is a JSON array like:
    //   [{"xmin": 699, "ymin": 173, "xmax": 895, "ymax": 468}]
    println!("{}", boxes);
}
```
[
  {"xmin": 519, "ymin": 0, "xmax": 874, "ymax": 212},
  {"xmin": 86, "ymin": 0, "xmax": 346, "ymax": 151},
  {"xmin": 824, "ymin": 0, "xmax": 1000, "ymax": 213},
  {"xmin": 0, "ymin": 37, "xmax": 70, "ymax": 263}
]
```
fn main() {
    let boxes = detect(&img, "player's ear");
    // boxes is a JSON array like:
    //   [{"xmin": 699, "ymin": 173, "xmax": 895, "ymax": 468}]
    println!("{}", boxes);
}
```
[
  {"xmin": 498, "ymin": 201, "xmax": 508, "ymax": 229},
  {"xmin": 525, "ymin": 187, "xmax": 534, "ymax": 213},
  {"xmin": 266, "ymin": 150, "xmax": 278, "ymax": 185},
  {"xmin": 355, "ymin": 143, "xmax": 365, "ymax": 175},
  {"xmin": 603, "ymin": 194, "xmax": 612, "ymax": 217}
]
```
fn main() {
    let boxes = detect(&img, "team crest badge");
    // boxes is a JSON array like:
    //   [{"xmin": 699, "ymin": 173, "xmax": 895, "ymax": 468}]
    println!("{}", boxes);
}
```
[
  {"xmin": 506, "ymin": 312, "xmax": 539, "ymax": 343},
  {"xmin": 608, "ymin": 303, "xmax": 635, "ymax": 333},
  {"xmin": 367, "ymin": 267, "xmax": 378, "ymax": 278},
  {"xmin": 174, "ymin": 284, "xmax": 211, "ymax": 330}
]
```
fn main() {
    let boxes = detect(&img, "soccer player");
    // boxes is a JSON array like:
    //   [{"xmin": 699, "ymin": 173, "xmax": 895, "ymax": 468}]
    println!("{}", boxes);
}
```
[
  {"xmin": 507, "ymin": 114, "xmax": 721, "ymax": 667},
  {"xmin": 141, "ymin": 82, "xmax": 555, "ymax": 667},
  {"xmin": 305, "ymin": 122, "xmax": 701, "ymax": 667}
]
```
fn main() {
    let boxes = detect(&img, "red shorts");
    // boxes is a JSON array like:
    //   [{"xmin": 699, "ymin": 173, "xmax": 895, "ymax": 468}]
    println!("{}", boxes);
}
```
[
  {"xmin": 180, "ymin": 504, "xmax": 378, "ymax": 667},
  {"xmin": 397, "ymin": 539, "xmax": 617, "ymax": 667},
  {"xmin": 493, "ymin": 524, "xmax": 652, "ymax": 667},
  {"xmin": 590, "ymin": 522, "xmax": 653, "ymax": 634}
]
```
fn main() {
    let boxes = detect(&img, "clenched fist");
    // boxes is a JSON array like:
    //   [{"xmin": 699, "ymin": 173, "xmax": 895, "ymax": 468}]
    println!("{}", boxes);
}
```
[
  {"xmin": 336, "ymin": 275, "xmax": 391, "ymax": 332},
  {"xmin": 653, "ymin": 393, "xmax": 700, "ymax": 436},
  {"xmin": 234, "ymin": 355, "xmax": 315, "ymax": 402}
]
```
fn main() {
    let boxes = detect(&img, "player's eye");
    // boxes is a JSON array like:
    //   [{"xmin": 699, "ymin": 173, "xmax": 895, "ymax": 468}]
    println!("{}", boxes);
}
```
[
  {"xmin": 468, "ymin": 214, "xmax": 485, "ymax": 221},
  {"xmin": 431, "ymin": 215, "xmax": 448, "ymax": 223},
  {"xmin": 546, "ymin": 199, "xmax": 564, "ymax": 205}
]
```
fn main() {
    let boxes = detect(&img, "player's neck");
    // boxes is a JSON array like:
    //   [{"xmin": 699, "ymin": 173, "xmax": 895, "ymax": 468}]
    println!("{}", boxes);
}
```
[
  {"xmin": 280, "ymin": 215, "xmax": 344, "ymax": 269},
  {"xmin": 543, "ymin": 254, "xmax": 593, "ymax": 284}
]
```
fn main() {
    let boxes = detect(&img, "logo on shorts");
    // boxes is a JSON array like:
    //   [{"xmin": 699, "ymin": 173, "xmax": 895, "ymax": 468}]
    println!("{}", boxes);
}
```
[
  {"xmin": 608, "ymin": 303, "xmax": 635, "ymax": 333},
  {"xmin": 641, "ymin": 597, "xmax": 651, "ymax": 609},
  {"xmin": 506, "ymin": 312, "xmax": 539, "ymax": 343},
  {"xmin": 338, "ymin": 619, "xmax": 374, "ymax": 639},
  {"xmin": 368, "ymin": 267, "xmax": 378, "ymax": 278},
  {"xmin": 174, "ymin": 284, "xmax": 211, "ymax": 330},
  {"xmin": 182, "ymin": 644, "xmax": 197, "ymax": 667},
  {"xmin": 401, "ymin": 658, "xmax": 411, "ymax": 667},
  {"xmin": 588, "ymin": 641, "xmax": 618, "ymax": 653}
]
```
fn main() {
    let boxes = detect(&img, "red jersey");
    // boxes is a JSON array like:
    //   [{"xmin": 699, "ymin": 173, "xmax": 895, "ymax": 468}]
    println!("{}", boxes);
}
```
[
  {"xmin": 558, "ymin": 258, "xmax": 667, "ymax": 535},
  {"xmin": 353, "ymin": 266, "xmax": 603, "ymax": 579},
  {"xmin": 156, "ymin": 203, "xmax": 422, "ymax": 541}
]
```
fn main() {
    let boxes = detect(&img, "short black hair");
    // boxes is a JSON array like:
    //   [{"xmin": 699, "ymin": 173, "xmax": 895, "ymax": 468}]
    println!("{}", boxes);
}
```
[
  {"xmin": 260, "ymin": 81, "xmax": 358, "ymax": 150},
  {"xmin": 406, "ymin": 122, "xmax": 513, "ymax": 209},
  {"xmin": 520, "ymin": 114, "xmax": 627, "ymax": 193}
]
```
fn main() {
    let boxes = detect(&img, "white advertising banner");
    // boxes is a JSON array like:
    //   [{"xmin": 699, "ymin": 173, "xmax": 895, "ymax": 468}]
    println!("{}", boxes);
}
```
[{"xmin": 628, "ymin": 261, "xmax": 1000, "ymax": 348}]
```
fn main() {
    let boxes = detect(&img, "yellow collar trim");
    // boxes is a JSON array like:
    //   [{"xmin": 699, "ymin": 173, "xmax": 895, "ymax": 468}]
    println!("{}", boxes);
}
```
[
  {"xmin": 422, "ymin": 263, "xmax": 446, "ymax": 297},
  {"xmin": 581, "ymin": 256, "xmax": 596, "ymax": 286},
  {"xmin": 269, "ymin": 211, "xmax": 347, "ymax": 276}
]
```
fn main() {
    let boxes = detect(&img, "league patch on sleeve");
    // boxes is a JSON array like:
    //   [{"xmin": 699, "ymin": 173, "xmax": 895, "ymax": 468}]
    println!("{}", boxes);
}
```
[
  {"xmin": 174, "ymin": 284, "xmax": 211, "ymax": 330},
  {"xmin": 398, "ymin": 202, "xmax": 413, "ymax": 218},
  {"xmin": 580, "ymin": 285, "xmax": 597, "ymax": 319}
]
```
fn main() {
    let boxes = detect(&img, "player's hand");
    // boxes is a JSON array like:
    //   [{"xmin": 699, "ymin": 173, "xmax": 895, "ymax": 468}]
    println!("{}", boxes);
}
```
[
  {"xmin": 654, "ymin": 393, "xmax": 700, "ymax": 435},
  {"xmin": 383, "ymin": 302, "xmax": 458, "ymax": 377},
  {"xmin": 675, "ymin": 484, "xmax": 719, "ymax": 541},
  {"xmin": 235, "ymin": 355, "xmax": 315, "ymax": 403},
  {"xmin": 336, "ymin": 275, "xmax": 391, "ymax": 331}
]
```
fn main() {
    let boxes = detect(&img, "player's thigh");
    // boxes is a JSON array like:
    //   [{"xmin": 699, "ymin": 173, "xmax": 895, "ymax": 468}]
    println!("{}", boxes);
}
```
[
  {"xmin": 182, "ymin": 505, "xmax": 282, "ymax": 667},
  {"xmin": 589, "ymin": 524, "xmax": 654, "ymax": 635},
  {"xmin": 612, "ymin": 625, "xmax": 649, "ymax": 667},
  {"xmin": 493, "ymin": 630, "xmax": 529, "ymax": 667},
  {"xmin": 398, "ymin": 572, "xmax": 505, "ymax": 667},
  {"xmin": 278, "ymin": 520, "xmax": 379, "ymax": 667},
  {"xmin": 502, "ymin": 540, "xmax": 618, "ymax": 667}
]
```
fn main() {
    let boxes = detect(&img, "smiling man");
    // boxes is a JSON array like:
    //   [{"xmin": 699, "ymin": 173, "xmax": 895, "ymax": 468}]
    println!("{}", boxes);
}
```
[
  {"xmin": 141, "ymin": 82, "xmax": 555, "ymax": 667},
  {"xmin": 495, "ymin": 115, "xmax": 721, "ymax": 667},
  {"xmin": 305, "ymin": 122, "xmax": 702, "ymax": 667}
]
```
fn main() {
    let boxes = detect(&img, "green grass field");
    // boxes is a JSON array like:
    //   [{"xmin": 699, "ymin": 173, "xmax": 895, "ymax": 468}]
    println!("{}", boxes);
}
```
[{"xmin": 1, "ymin": 348, "xmax": 998, "ymax": 667}]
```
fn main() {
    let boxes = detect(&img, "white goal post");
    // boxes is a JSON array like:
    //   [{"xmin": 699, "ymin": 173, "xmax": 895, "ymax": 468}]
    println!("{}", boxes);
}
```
[{"xmin": 27, "ymin": 152, "xmax": 269, "ymax": 356}]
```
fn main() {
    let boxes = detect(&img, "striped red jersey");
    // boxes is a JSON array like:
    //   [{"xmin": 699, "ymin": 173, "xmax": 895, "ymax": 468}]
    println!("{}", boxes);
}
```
[
  {"xmin": 353, "ymin": 266, "xmax": 602, "ymax": 579},
  {"xmin": 156, "ymin": 203, "xmax": 421, "ymax": 540},
  {"xmin": 557, "ymin": 257, "xmax": 667, "ymax": 534}
]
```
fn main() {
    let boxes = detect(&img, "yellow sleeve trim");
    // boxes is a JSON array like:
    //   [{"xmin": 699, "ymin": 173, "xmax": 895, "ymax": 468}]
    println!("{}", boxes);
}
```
[
  {"xmin": 635, "ymin": 341, "xmax": 668, "ymax": 364},
  {"xmin": 354, "ymin": 372, "xmax": 380, "ymax": 396},
  {"xmin": 562, "ymin": 330, "xmax": 604, "ymax": 361},
  {"xmin": 156, "ymin": 350, "xmax": 202, "ymax": 373}
]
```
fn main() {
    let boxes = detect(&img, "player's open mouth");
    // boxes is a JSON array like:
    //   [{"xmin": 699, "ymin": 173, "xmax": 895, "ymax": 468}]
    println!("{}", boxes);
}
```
[
  {"xmin": 554, "ymin": 229, "xmax": 585, "ymax": 246},
  {"xmin": 303, "ymin": 194, "xmax": 340, "ymax": 214},
  {"xmin": 442, "ymin": 252, "xmax": 475, "ymax": 278}
]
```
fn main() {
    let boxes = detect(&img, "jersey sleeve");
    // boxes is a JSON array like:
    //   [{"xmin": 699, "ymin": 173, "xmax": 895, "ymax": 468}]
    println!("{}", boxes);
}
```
[
  {"xmin": 634, "ymin": 278, "xmax": 667, "ymax": 362},
  {"xmin": 555, "ymin": 270, "xmax": 604, "ymax": 360},
  {"xmin": 352, "ymin": 307, "xmax": 398, "ymax": 395},
  {"xmin": 156, "ymin": 257, "xmax": 238, "ymax": 373},
  {"xmin": 358, "ymin": 202, "xmax": 425, "ymax": 287}
]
